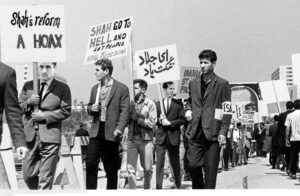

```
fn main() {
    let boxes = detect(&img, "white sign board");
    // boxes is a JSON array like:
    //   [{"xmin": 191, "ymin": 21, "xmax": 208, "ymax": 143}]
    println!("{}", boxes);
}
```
[
  {"xmin": 177, "ymin": 66, "xmax": 201, "ymax": 99},
  {"xmin": 259, "ymin": 80, "xmax": 290, "ymax": 103},
  {"xmin": 84, "ymin": 16, "xmax": 132, "ymax": 64},
  {"xmin": 0, "ymin": 5, "xmax": 66, "ymax": 62},
  {"xmin": 135, "ymin": 44, "xmax": 180, "ymax": 85}
]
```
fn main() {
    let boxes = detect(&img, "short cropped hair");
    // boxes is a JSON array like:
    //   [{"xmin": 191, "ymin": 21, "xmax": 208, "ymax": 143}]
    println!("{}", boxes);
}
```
[
  {"xmin": 236, "ymin": 122, "xmax": 242, "ymax": 127},
  {"xmin": 162, "ymin": 81, "xmax": 174, "ymax": 89},
  {"xmin": 286, "ymin": 101, "xmax": 294, "ymax": 110},
  {"xmin": 273, "ymin": 115, "xmax": 279, "ymax": 122},
  {"xmin": 134, "ymin": 79, "xmax": 148, "ymax": 90},
  {"xmin": 95, "ymin": 59, "xmax": 113, "ymax": 75},
  {"xmin": 198, "ymin": 49, "xmax": 217, "ymax": 63},
  {"xmin": 294, "ymin": 99, "xmax": 300, "ymax": 109}
]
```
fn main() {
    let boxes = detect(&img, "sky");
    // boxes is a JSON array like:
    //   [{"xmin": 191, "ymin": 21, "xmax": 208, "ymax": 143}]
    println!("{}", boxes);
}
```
[{"xmin": 1, "ymin": 0, "xmax": 300, "ymax": 102}]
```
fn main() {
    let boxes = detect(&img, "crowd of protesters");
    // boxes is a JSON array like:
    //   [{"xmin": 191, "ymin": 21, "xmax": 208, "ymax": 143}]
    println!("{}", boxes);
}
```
[{"xmin": 2, "ymin": 48, "xmax": 300, "ymax": 190}]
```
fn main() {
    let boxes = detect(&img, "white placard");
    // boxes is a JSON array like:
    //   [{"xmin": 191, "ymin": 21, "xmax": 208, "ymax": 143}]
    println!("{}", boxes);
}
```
[
  {"xmin": 177, "ymin": 66, "xmax": 201, "ymax": 99},
  {"xmin": 134, "ymin": 44, "xmax": 180, "ymax": 85},
  {"xmin": 0, "ymin": 5, "xmax": 66, "ymax": 63},
  {"xmin": 84, "ymin": 16, "xmax": 132, "ymax": 64}
]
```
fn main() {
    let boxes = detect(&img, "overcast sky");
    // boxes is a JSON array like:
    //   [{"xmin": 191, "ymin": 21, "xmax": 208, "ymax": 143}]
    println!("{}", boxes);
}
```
[{"xmin": 1, "ymin": 0, "xmax": 300, "ymax": 102}]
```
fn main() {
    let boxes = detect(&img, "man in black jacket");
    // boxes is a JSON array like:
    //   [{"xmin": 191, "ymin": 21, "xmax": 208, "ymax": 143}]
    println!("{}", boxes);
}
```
[{"xmin": 155, "ymin": 81, "xmax": 186, "ymax": 189}]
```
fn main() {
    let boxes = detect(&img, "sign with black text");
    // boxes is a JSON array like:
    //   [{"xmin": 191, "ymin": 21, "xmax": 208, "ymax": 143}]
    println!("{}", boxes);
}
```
[
  {"xmin": 84, "ymin": 16, "xmax": 132, "ymax": 64},
  {"xmin": 0, "ymin": 5, "xmax": 66, "ymax": 62},
  {"xmin": 135, "ymin": 44, "xmax": 180, "ymax": 85},
  {"xmin": 176, "ymin": 66, "xmax": 201, "ymax": 99}
]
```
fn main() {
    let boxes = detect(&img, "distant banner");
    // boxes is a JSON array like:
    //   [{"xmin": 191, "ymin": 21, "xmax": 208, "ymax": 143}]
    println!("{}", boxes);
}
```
[
  {"xmin": 176, "ymin": 66, "xmax": 201, "ymax": 99},
  {"xmin": 0, "ymin": 5, "xmax": 66, "ymax": 62},
  {"xmin": 135, "ymin": 44, "xmax": 180, "ymax": 85},
  {"xmin": 84, "ymin": 16, "xmax": 132, "ymax": 64}
]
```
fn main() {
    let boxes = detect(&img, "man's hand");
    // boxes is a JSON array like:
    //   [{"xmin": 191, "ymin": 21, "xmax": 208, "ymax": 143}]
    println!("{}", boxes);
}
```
[
  {"xmin": 27, "ymin": 94, "xmax": 40, "ymax": 106},
  {"xmin": 145, "ymin": 119, "xmax": 155, "ymax": 128},
  {"xmin": 16, "ymin": 146, "xmax": 28, "ymax": 160},
  {"xmin": 185, "ymin": 110, "xmax": 192, "ymax": 121},
  {"xmin": 131, "ymin": 113, "xmax": 139, "ymax": 121},
  {"xmin": 285, "ymin": 140, "xmax": 291, "ymax": 147},
  {"xmin": 159, "ymin": 114, "xmax": 166, "ymax": 121},
  {"xmin": 218, "ymin": 135, "xmax": 226, "ymax": 146},
  {"xmin": 162, "ymin": 119, "xmax": 171, "ymax": 126},
  {"xmin": 91, "ymin": 104, "xmax": 99, "ymax": 112},
  {"xmin": 32, "ymin": 110, "xmax": 45, "ymax": 122},
  {"xmin": 113, "ymin": 129, "xmax": 122, "ymax": 137}
]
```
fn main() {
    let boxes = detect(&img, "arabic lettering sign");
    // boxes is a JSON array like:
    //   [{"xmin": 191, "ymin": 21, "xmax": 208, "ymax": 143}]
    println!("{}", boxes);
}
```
[
  {"xmin": 84, "ymin": 16, "xmax": 132, "ymax": 65},
  {"xmin": 0, "ymin": 5, "xmax": 66, "ymax": 62},
  {"xmin": 176, "ymin": 66, "xmax": 201, "ymax": 99},
  {"xmin": 135, "ymin": 44, "xmax": 180, "ymax": 85}
]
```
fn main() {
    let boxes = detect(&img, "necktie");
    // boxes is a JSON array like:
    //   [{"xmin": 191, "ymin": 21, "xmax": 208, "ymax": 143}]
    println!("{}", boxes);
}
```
[{"xmin": 39, "ymin": 82, "xmax": 46, "ymax": 108}]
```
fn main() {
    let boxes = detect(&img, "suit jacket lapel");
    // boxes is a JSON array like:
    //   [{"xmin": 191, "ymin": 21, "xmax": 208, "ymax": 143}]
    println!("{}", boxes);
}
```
[
  {"xmin": 107, "ymin": 82, "xmax": 118, "ymax": 106},
  {"xmin": 203, "ymin": 75, "xmax": 217, "ymax": 101},
  {"xmin": 42, "ymin": 79, "xmax": 57, "ymax": 101}
]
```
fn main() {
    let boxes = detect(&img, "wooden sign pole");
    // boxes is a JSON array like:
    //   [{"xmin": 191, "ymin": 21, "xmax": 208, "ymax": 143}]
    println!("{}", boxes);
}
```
[
  {"xmin": 157, "ymin": 83, "xmax": 165, "ymax": 116},
  {"xmin": 33, "ymin": 62, "xmax": 39, "ymax": 130}
]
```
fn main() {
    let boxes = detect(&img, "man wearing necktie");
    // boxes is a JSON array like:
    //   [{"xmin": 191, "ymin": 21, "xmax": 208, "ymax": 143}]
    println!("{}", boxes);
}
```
[
  {"xmin": 19, "ymin": 62, "xmax": 71, "ymax": 190},
  {"xmin": 155, "ymin": 81, "xmax": 186, "ymax": 189}
]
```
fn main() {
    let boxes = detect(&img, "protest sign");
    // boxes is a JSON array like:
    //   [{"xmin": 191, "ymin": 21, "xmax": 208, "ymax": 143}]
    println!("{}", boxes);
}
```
[
  {"xmin": 134, "ymin": 44, "xmax": 180, "ymax": 85},
  {"xmin": 84, "ymin": 16, "xmax": 132, "ymax": 64},
  {"xmin": 176, "ymin": 66, "xmax": 201, "ymax": 99},
  {"xmin": 0, "ymin": 5, "xmax": 66, "ymax": 62}
]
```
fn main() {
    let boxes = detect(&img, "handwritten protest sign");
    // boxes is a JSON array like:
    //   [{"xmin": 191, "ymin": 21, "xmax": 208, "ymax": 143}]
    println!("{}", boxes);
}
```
[
  {"xmin": 134, "ymin": 44, "xmax": 180, "ymax": 85},
  {"xmin": 176, "ymin": 66, "xmax": 201, "ymax": 99},
  {"xmin": 0, "ymin": 5, "xmax": 66, "ymax": 62},
  {"xmin": 84, "ymin": 16, "xmax": 132, "ymax": 64}
]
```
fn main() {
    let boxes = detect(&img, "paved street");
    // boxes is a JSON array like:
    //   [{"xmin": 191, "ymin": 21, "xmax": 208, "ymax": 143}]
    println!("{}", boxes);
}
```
[{"xmin": 14, "ymin": 156, "xmax": 300, "ymax": 190}]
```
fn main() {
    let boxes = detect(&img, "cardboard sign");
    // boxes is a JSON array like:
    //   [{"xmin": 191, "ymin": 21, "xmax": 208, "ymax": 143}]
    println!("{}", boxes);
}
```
[
  {"xmin": 0, "ymin": 5, "xmax": 66, "ymax": 62},
  {"xmin": 134, "ymin": 44, "xmax": 180, "ymax": 85},
  {"xmin": 177, "ymin": 66, "xmax": 201, "ymax": 99},
  {"xmin": 84, "ymin": 16, "xmax": 132, "ymax": 64}
]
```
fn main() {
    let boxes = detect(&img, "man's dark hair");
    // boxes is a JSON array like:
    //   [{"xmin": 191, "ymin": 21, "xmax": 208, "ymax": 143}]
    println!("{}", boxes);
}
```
[
  {"xmin": 198, "ymin": 49, "xmax": 217, "ymax": 63},
  {"xmin": 274, "ymin": 115, "xmax": 279, "ymax": 122},
  {"xmin": 294, "ymin": 99, "xmax": 300, "ymax": 109},
  {"xmin": 95, "ymin": 59, "xmax": 113, "ymax": 75},
  {"xmin": 162, "ymin": 81, "xmax": 174, "ymax": 89},
  {"xmin": 286, "ymin": 101, "xmax": 294, "ymax": 109},
  {"xmin": 134, "ymin": 79, "xmax": 148, "ymax": 90},
  {"xmin": 237, "ymin": 122, "xmax": 242, "ymax": 127}
]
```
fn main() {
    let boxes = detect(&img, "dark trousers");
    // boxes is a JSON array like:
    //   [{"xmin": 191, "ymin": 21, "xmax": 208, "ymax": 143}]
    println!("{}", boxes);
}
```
[
  {"xmin": 86, "ymin": 122, "xmax": 120, "ymax": 189},
  {"xmin": 289, "ymin": 141, "xmax": 300, "ymax": 175},
  {"xmin": 280, "ymin": 146, "xmax": 291, "ymax": 170},
  {"xmin": 232, "ymin": 142, "xmax": 238, "ymax": 166},
  {"xmin": 155, "ymin": 138, "xmax": 181, "ymax": 189},
  {"xmin": 187, "ymin": 129, "xmax": 220, "ymax": 189},
  {"xmin": 271, "ymin": 146, "xmax": 279, "ymax": 168},
  {"xmin": 223, "ymin": 138, "xmax": 232, "ymax": 169},
  {"xmin": 23, "ymin": 133, "xmax": 60, "ymax": 190}
]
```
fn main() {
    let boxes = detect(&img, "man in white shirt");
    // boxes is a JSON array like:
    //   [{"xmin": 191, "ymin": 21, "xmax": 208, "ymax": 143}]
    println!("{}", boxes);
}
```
[{"xmin": 285, "ymin": 99, "xmax": 300, "ymax": 179}]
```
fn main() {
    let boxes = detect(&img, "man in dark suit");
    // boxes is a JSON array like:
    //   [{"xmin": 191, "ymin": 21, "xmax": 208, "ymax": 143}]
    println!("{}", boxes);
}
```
[
  {"xmin": 278, "ymin": 101, "xmax": 294, "ymax": 172},
  {"xmin": 86, "ymin": 59, "xmax": 130, "ymax": 189},
  {"xmin": 185, "ymin": 49, "xmax": 232, "ymax": 189},
  {"xmin": 0, "ymin": 62, "xmax": 27, "ymax": 185},
  {"xmin": 155, "ymin": 81, "xmax": 185, "ymax": 189},
  {"xmin": 19, "ymin": 62, "xmax": 71, "ymax": 189}
]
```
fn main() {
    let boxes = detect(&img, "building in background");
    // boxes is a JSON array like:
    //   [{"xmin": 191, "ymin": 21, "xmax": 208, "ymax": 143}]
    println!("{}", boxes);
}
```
[{"xmin": 271, "ymin": 65, "xmax": 293, "ymax": 86}]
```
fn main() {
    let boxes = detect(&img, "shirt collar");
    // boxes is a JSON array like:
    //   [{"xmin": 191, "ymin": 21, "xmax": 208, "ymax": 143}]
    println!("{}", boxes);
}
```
[
  {"xmin": 41, "ymin": 77, "xmax": 54, "ymax": 86},
  {"xmin": 102, "ymin": 78, "xmax": 114, "ymax": 87}
]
